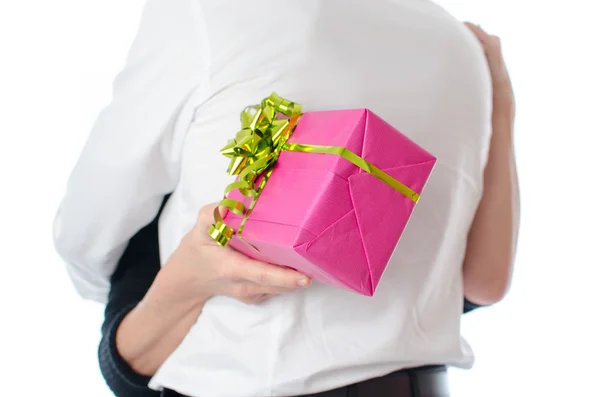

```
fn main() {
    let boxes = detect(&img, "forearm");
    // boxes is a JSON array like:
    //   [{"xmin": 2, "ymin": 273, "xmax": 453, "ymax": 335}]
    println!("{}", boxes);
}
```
[
  {"xmin": 116, "ymin": 272, "xmax": 208, "ymax": 377},
  {"xmin": 463, "ymin": 111, "xmax": 520, "ymax": 305}
]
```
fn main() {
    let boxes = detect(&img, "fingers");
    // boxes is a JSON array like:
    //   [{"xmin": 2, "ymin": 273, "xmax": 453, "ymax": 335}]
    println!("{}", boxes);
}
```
[
  {"xmin": 238, "ymin": 293, "xmax": 268, "ymax": 305},
  {"xmin": 233, "ymin": 283, "xmax": 295, "ymax": 305},
  {"xmin": 464, "ymin": 22, "xmax": 503, "ymax": 57},
  {"xmin": 247, "ymin": 261, "xmax": 311, "ymax": 289},
  {"xmin": 464, "ymin": 22, "xmax": 514, "ymax": 116},
  {"xmin": 228, "ymin": 255, "xmax": 311, "ymax": 289},
  {"xmin": 238, "ymin": 292, "xmax": 278, "ymax": 305},
  {"xmin": 465, "ymin": 22, "xmax": 498, "ymax": 46},
  {"xmin": 231, "ymin": 282, "xmax": 294, "ymax": 299},
  {"xmin": 193, "ymin": 203, "xmax": 312, "ymax": 298},
  {"xmin": 464, "ymin": 22, "xmax": 488, "ymax": 43},
  {"xmin": 464, "ymin": 22, "xmax": 509, "ymax": 86}
]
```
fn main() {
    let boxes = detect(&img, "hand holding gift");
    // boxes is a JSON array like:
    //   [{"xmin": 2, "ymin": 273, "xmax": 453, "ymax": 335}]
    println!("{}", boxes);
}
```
[{"xmin": 209, "ymin": 93, "xmax": 436, "ymax": 296}]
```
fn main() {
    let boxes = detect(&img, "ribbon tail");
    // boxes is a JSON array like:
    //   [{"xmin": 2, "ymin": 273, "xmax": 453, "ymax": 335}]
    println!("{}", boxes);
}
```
[
  {"xmin": 236, "ymin": 167, "xmax": 275, "ymax": 254},
  {"xmin": 208, "ymin": 204, "xmax": 233, "ymax": 247}
]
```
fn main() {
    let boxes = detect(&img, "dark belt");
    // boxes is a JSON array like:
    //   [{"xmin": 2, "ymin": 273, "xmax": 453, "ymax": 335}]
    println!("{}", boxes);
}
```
[{"xmin": 161, "ymin": 365, "xmax": 449, "ymax": 397}]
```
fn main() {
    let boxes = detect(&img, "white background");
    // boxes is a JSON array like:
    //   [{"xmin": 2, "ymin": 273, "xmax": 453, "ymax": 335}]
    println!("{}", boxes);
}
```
[{"xmin": 1, "ymin": 0, "xmax": 599, "ymax": 396}]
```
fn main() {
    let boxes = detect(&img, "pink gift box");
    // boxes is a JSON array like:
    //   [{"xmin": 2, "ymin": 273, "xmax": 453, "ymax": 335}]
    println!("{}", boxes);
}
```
[{"xmin": 223, "ymin": 109, "xmax": 436, "ymax": 296}]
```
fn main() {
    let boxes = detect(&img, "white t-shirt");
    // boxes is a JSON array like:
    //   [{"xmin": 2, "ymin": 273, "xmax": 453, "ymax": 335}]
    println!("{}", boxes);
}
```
[{"xmin": 53, "ymin": 0, "xmax": 492, "ymax": 395}]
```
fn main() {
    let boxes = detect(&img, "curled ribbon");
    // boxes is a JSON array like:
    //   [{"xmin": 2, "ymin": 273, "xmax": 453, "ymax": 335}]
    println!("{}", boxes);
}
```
[{"xmin": 208, "ymin": 93, "xmax": 420, "ymax": 248}]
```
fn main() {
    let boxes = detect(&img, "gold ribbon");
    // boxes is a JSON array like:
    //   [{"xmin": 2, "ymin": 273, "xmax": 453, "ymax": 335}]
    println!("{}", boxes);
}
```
[{"xmin": 208, "ymin": 93, "xmax": 420, "ymax": 247}]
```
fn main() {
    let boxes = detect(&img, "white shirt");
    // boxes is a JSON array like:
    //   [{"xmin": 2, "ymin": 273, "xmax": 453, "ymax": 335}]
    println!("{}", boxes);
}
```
[{"xmin": 53, "ymin": 0, "xmax": 492, "ymax": 396}]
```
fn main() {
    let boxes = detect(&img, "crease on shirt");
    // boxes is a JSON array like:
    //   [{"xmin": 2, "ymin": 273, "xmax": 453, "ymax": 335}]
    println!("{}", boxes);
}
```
[
  {"xmin": 189, "ymin": 0, "xmax": 213, "ymax": 124},
  {"xmin": 434, "ymin": 159, "xmax": 482, "ymax": 195}
]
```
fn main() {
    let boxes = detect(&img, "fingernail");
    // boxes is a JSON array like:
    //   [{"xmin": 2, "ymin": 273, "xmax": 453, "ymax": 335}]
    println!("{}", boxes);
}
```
[{"xmin": 297, "ymin": 278, "xmax": 310, "ymax": 287}]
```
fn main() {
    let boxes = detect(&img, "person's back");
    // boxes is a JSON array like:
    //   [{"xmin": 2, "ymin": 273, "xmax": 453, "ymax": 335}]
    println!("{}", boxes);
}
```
[{"xmin": 151, "ymin": 0, "xmax": 492, "ymax": 395}]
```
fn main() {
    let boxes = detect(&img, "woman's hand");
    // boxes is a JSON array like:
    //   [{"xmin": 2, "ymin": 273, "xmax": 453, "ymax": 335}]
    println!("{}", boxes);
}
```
[
  {"xmin": 116, "ymin": 203, "xmax": 310, "ymax": 376},
  {"xmin": 465, "ymin": 22, "xmax": 515, "ymax": 120},
  {"xmin": 151, "ymin": 203, "xmax": 311, "ymax": 310}
]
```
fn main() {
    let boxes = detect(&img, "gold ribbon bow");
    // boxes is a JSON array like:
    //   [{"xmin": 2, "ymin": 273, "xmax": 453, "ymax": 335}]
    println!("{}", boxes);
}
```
[{"xmin": 208, "ymin": 93, "xmax": 420, "ymax": 248}]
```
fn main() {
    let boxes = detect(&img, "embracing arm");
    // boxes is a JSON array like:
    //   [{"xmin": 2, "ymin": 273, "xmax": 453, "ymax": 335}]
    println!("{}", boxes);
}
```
[
  {"xmin": 462, "ymin": 24, "xmax": 520, "ymax": 306},
  {"xmin": 462, "ymin": 112, "xmax": 519, "ymax": 306},
  {"xmin": 99, "ymin": 196, "xmax": 208, "ymax": 396},
  {"xmin": 100, "ymin": 199, "xmax": 309, "ymax": 395},
  {"xmin": 98, "ymin": 202, "xmax": 163, "ymax": 396},
  {"xmin": 98, "ymin": 196, "xmax": 182, "ymax": 395}
]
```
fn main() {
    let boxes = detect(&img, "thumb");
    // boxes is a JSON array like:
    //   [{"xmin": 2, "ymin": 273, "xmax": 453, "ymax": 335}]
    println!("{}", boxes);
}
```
[{"xmin": 195, "ymin": 202, "xmax": 231, "ymax": 245}]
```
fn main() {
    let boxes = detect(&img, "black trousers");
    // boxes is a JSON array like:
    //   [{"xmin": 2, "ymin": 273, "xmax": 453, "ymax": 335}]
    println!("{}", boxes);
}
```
[{"xmin": 162, "ymin": 365, "xmax": 449, "ymax": 397}]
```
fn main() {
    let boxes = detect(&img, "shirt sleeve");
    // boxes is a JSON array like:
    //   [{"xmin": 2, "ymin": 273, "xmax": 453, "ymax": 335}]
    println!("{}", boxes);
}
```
[
  {"xmin": 98, "ymin": 196, "xmax": 169, "ymax": 397},
  {"xmin": 463, "ymin": 298, "xmax": 482, "ymax": 314},
  {"xmin": 52, "ymin": 0, "xmax": 210, "ymax": 303}
]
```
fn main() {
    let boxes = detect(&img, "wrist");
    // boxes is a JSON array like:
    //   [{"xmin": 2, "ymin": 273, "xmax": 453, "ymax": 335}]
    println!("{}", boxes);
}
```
[
  {"xmin": 116, "ymin": 298, "xmax": 207, "ymax": 377},
  {"xmin": 115, "ymin": 296, "xmax": 206, "ymax": 375},
  {"xmin": 115, "ymin": 304, "xmax": 166, "ymax": 376},
  {"xmin": 150, "ymin": 236, "xmax": 214, "ymax": 309},
  {"xmin": 145, "ymin": 271, "xmax": 209, "ymax": 315}
]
